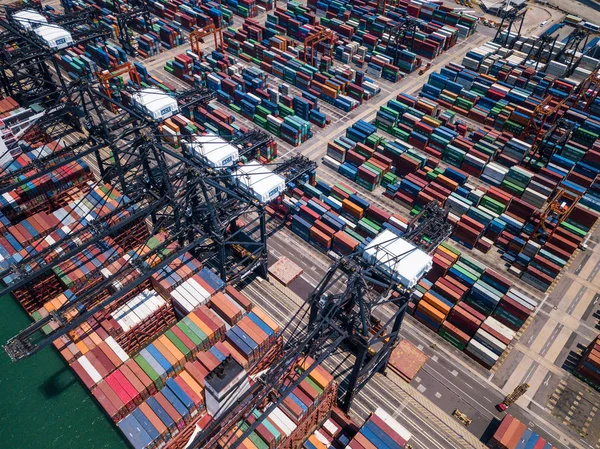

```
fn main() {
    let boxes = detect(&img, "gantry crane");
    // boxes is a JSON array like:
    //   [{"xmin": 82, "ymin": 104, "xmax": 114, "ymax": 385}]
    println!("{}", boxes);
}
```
[
  {"xmin": 530, "ymin": 189, "xmax": 579, "ymax": 243},
  {"xmin": 186, "ymin": 201, "xmax": 453, "ymax": 449},
  {"xmin": 0, "ymin": 18, "xmax": 317, "ymax": 359},
  {"xmin": 574, "ymin": 66, "xmax": 600, "ymax": 112},
  {"xmin": 97, "ymin": 62, "xmax": 142, "ymax": 112},
  {"xmin": 494, "ymin": 5, "xmax": 527, "ymax": 48},
  {"xmin": 0, "ymin": 8, "xmax": 109, "ymax": 106},
  {"xmin": 190, "ymin": 22, "xmax": 224, "ymax": 58},
  {"xmin": 554, "ymin": 25, "xmax": 591, "ymax": 77},
  {"xmin": 520, "ymin": 94, "xmax": 567, "ymax": 143},
  {"xmin": 301, "ymin": 27, "xmax": 337, "ymax": 69},
  {"xmin": 112, "ymin": 0, "xmax": 152, "ymax": 57},
  {"xmin": 383, "ymin": 18, "xmax": 420, "ymax": 67},
  {"xmin": 523, "ymin": 117, "xmax": 575, "ymax": 168},
  {"xmin": 0, "ymin": 10, "xmax": 453, "ymax": 449},
  {"xmin": 525, "ymin": 34, "xmax": 558, "ymax": 70}
]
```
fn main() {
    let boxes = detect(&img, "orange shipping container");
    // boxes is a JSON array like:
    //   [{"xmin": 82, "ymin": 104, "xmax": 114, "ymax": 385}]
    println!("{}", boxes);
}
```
[
  {"xmin": 435, "ymin": 174, "xmax": 459, "ymax": 191},
  {"xmin": 422, "ymin": 292, "xmax": 451, "ymax": 315},
  {"xmin": 417, "ymin": 301, "xmax": 445, "ymax": 323},
  {"xmin": 158, "ymin": 335, "xmax": 185, "ymax": 367},
  {"xmin": 499, "ymin": 419, "xmax": 523, "ymax": 448},
  {"xmin": 341, "ymin": 199, "xmax": 364, "ymax": 219}
]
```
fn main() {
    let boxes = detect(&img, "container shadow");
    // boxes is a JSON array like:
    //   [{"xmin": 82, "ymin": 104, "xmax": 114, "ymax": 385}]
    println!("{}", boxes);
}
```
[
  {"xmin": 39, "ymin": 365, "xmax": 77, "ymax": 398},
  {"xmin": 481, "ymin": 417, "xmax": 502, "ymax": 444}
]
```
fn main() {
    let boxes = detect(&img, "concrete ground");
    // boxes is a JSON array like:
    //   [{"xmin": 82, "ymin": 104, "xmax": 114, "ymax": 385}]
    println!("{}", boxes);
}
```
[{"xmin": 543, "ymin": 0, "xmax": 600, "ymax": 25}]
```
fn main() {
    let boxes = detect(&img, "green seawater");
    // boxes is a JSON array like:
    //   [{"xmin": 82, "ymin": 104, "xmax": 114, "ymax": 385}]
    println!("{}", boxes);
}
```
[{"xmin": 0, "ymin": 294, "xmax": 128, "ymax": 449}]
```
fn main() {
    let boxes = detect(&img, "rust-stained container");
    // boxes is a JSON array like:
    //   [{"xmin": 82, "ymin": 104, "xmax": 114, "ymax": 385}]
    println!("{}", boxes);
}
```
[
  {"xmin": 225, "ymin": 285, "xmax": 253, "ymax": 311},
  {"xmin": 183, "ymin": 360, "xmax": 208, "ymax": 388},
  {"xmin": 125, "ymin": 358, "xmax": 156, "ymax": 396},
  {"xmin": 96, "ymin": 379, "xmax": 126, "ymax": 422},
  {"xmin": 490, "ymin": 414, "xmax": 514, "ymax": 447},
  {"xmin": 209, "ymin": 292, "xmax": 243, "ymax": 326}
]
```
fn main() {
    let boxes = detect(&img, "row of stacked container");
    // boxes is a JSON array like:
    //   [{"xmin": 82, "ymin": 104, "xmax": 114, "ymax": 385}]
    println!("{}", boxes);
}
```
[
  {"xmin": 165, "ymin": 49, "xmax": 321, "ymax": 145},
  {"xmin": 575, "ymin": 334, "xmax": 600, "ymax": 391},
  {"xmin": 274, "ymin": 178, "xmax": 411, "ymax": 257},
  {"xmin": 34, "ymin": 243, "xmax": 287, "ymax": 449},
  {"xmin": 146, "ymin": 0, "xmax": 233, "ymax": 28},
  {"xmin": 1, "ymin": 94, "xmax": 331, "ymax": 449},
  {"xmin": 488, "ymin": 414, "xmax": 558, "ymax": 449},
  {"xmin": 305, "ymin": 0, "xmax": 473, "ymax": 78},
  {"xmin": 343, "ymin": 408, "xmax": 412, "ymax": 449},
  {"xmin": 0, "ymin": 181, "xmax": 149, "ymax": 317},
  {"xmin": 309, "ymin": 0, "xmax": 477, "ymax": 38},
  {"xmin": 70, "ymin": 0, "xmax": 186, "ymax": 56},
  {"xmin": 51, "ymin": 40, "xmax": 130, "ymax": 76},
  {"xmin": 234, "ymin": 356, "xmax": 336, "ymax": 449},
  {"xmin": 223, "ymin": 13, "xmax": 382, "ymax": 112},
  {"xmin": 328, "ymin": 83, "xmax": 600, "ymax": 291},
  {"xmin": 411, "ymin": 242, "xmax": 537, "ymax": 368}
]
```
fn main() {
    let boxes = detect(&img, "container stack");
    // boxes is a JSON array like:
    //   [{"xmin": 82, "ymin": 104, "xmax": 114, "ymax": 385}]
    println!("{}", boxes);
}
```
[
  {"xmin": 301, "ymin": 407, "xmax": 359, "ymax": 449},
  {"xmin": 146, "ymin": 0, "xmax": 234, "ymax": 29},
  {"xmin": 279, "ymin": 178, "xmax": 410, "ymax": 258},
  {"xmin": 43, "ymin": 255, "xmax": 287, "ymax": 449},
  {"xmin": 307, "ymin": 0, "xmax": 469, "ymax": 78},
  {"xmin": 6, "ymin": 183, "xmax": 146, "ymax": 314},
  {"xmin": 488, "ymin": 415, "xmax": 559, "ymax": 449},
  {"xmin": 345, "ymin": 407, "xmax": 412, "ymax": 449},
  {"xmin": 411, "ymin": 243, "xmax": 535, "ymax": 369},
  {"xmin": 166, "ymin": 51, "xmax": 322, "ymax": 145},
  {"xmin": 575, "ymin": 335, "xmax": 600, "ymax": 390},
  {"xmin": 222, "ymin": 16, "xmax": 382, "ymax": 112}
]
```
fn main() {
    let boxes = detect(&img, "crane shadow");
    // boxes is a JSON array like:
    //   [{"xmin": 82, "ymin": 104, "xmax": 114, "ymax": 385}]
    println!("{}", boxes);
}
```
[{"xmin": 39, "ymin": 365, "xmax": 78, "ymax": 398}]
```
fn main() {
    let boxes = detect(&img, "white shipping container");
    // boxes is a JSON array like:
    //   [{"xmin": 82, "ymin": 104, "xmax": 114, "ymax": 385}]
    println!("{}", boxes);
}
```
[
  {"xmin": 314, "ymin": 430, "xmax": 330, "ymax": 446},
  {"xmin": 466, "ymin": 339, "xmax": 499, "ymax": 364},
  {"xmin": 375, "ymin": 407, "xmax": 413, "ymax": 443},
  {"xmin": 172, "ymin": 289, "xmax": 195, "ymax": 314},
  {"xmin": 484, "ymin": 316, "xmax": 516, "ymax": 341},
  {"xmin": 474, "ymin": 328, "xmax": 507, "ymax": 355},
  {"xmin": 105, "ymin": 336, "xmax": 130, "ymax": 362},
  {"xmin": 188, "ymin": 278, "xmax": 211, "ymax": 302},
  {"xmin": 269, "ymin": 407, "xmax": 297, "ymax": 436},
  {"xmin": 78, "ymin": 355, "xmax": 103, "ymax": 384},
  {"xmin": 507, "ymin": 288, "xmax": 538, "ymax": 309}
]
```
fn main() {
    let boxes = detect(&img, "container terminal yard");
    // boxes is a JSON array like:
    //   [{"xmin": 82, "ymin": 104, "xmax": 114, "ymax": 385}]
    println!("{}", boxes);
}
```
[{"xmin": 2, "ymin": 0, "xmax": 600, "ymax": 449}]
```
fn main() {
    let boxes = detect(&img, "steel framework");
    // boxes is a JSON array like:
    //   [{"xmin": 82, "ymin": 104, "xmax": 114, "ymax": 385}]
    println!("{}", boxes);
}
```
[
  {"xmin": 555, "ymin": 25, "xmax": 591, "ymax": 77},
  {"xmin": 186, "ymin": 202, "xmax": 453, "ymax": 449},
  {"xmin": 0, "ymin": 8, "xmax": 109, "ymax": 106},
  {"xmin": 301, "ymin": 27, "xmax": 337, "ymax": 69},
  {"xmin": 190, "ymin": 23, "xmax": 224, "ymax": 58},
  {"xmin": 383, "ymin": 17, "xmax": 420, "ymax": 67},
  {"xmin": 525, "ymin": 34, "xmax": 558, "ymax": 70},
  {"xmin": 493, "ymin": 6, "xmax": 526, "ymax": 48},
  {"xmin": 113, "ymin": 0, "xmax": 152, "ymax": 57},
  {"xmin": 523, "ymin": 117, "xmax": 575, "ymax": 168},
  {"xmin": 1, "ymin": 22, "xmax": 316, "ymax": 360}
]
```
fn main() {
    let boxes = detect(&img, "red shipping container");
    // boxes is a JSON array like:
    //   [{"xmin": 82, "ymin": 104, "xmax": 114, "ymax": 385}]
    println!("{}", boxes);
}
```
[{"xmin": 314, "ymin": 220, "xmax": 336, "ymax": 238}]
